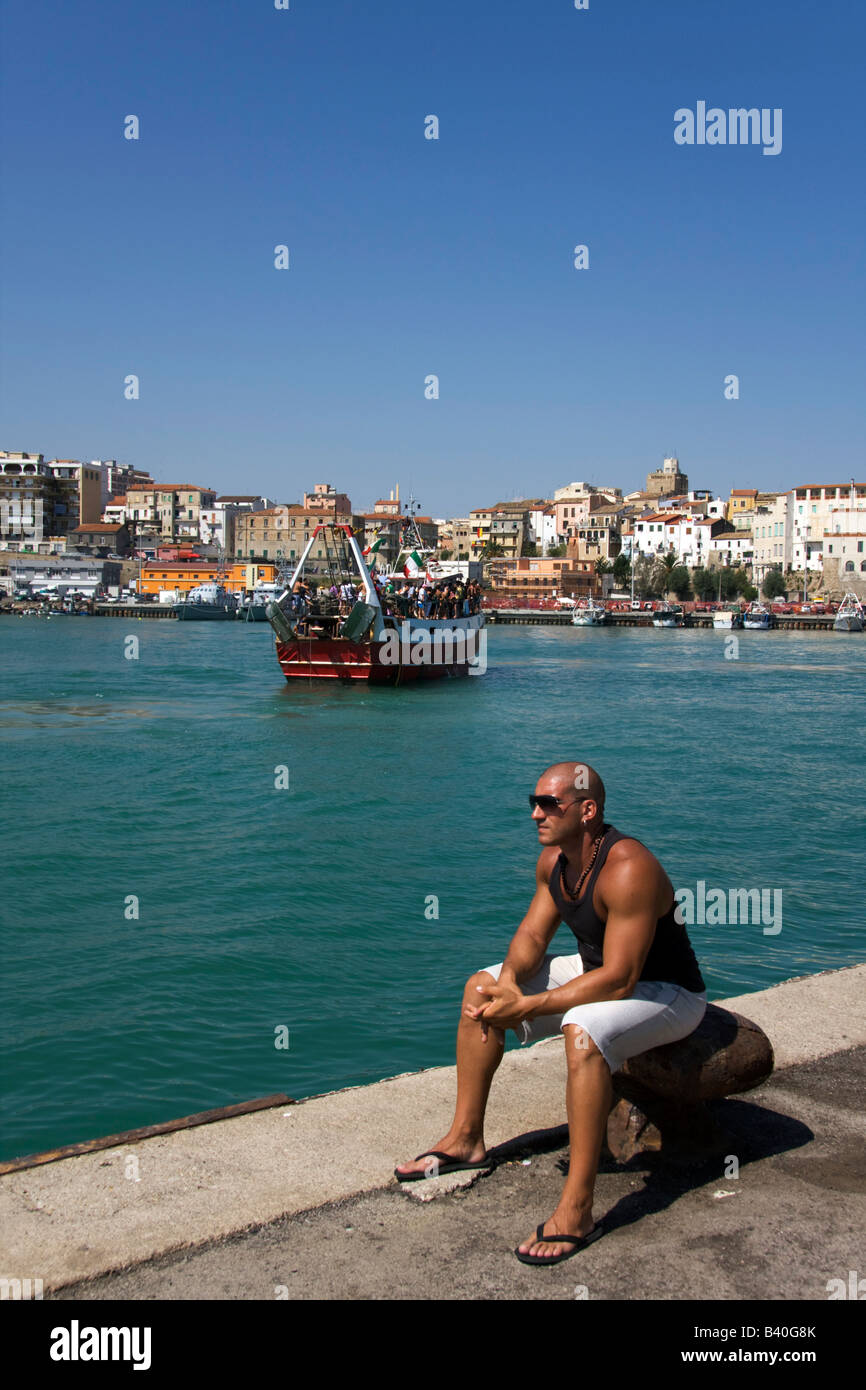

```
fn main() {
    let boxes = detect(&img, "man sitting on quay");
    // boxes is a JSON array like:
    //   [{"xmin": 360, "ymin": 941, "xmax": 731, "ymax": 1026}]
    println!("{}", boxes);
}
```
[{"xmin": 395, "ymin": 762, "xmax": 707, "ymax": 1265}]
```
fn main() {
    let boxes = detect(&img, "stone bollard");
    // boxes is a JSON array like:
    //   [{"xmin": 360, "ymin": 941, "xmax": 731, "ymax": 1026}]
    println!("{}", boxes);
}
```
[{"xmin": 606, "ymin": 1005, "xmax": 774, "ymax": 1162}]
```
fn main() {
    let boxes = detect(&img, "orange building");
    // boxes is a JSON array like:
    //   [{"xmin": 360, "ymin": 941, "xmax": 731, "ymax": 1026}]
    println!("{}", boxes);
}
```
[{"xmin": 139, "ymin": 561, "xmax": 276, "ymax": 595}]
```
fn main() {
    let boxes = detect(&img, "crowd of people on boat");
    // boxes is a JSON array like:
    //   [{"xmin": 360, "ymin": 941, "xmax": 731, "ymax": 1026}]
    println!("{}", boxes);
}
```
[
  {"xmin": 286, "ymin": 573, "xmax": 482, "ymax": 627},
  {"xmin": 372, "ymin": 575, "xmax": 482, "ymax": 620}
]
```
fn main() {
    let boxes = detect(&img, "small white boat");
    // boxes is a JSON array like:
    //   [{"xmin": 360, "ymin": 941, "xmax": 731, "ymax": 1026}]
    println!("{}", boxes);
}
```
[
  {"xmin": 572, "ymin": 597, "xmax": 608, "ymax": 626},
  {"xmin": 652, "ymin": 603, "xmax": 683, "ymax": 628},
  {"xmin": 834, "ymin": 593, "xmax": 864, "ymax": 633},
  {"xmin": 743, "ymin": 601, "xmax": 775, "ymax": 630},
  {"xmin": 713, "ymin": 604, "xmax": 744, "ymax": 630}
]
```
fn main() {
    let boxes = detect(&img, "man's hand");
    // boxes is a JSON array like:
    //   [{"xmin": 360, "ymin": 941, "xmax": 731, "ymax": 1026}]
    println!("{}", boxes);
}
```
[{"xmin": 464, "ymin": 978, "xmax": 534, "ymax": 1041}]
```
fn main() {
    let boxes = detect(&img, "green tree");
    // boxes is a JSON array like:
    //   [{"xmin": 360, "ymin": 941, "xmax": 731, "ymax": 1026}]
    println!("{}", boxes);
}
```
[
  {"xmin": 732, "ymin": 567, "xmax": 753, "ymax": 597},
  {"xmin": 633, "ymin": 555, "xmax": 657, "ymax": 597},
  {"xmin": 690, "ymin": 566, "xmax": 717, "ymax": 600},
  {"xmin": 547, "ymin": 543, "xmax": 567, "ymax": 557},
  {"xmin": 762, "ymin": 568, "xmax": 787, "ymax": 600},
  {"xmin": 521, "ymin": 542, "xmax": 539, "ymax": 557},
  {"xmin": 650, "ymin": 553, "xmax": 679, "ymax": 596},
  {"xmin": 668, "ymin": 565, "xmax": 691, "ymax": 599}
]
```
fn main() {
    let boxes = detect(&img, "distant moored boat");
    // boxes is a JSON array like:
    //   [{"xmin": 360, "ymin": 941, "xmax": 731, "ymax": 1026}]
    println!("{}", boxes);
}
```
[
  {"xmin": 571, "ymin": 597, "xmax": 608, "ymax": 626},
  {"xmin": 833, "ymin": 593, "xmax": 864, "ymax": 633},
  {"xmin": 175, "ymin": 583, "xmax": 239, "ymax": 621},
  {"xmin": 652, "ymin": 602, "xmax": 683, "ymax": 628},
  {"xmin": 713, "ymin": 604, "xmax": 744, "ymax": 629},
  {"xmin": 743, "ymin": 601, "xmax": 775, "ymax": 630}
]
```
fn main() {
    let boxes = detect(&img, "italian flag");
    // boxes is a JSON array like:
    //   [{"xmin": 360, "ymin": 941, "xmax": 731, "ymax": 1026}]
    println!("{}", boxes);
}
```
[
  {"xmin": 403, "ymin": 551, "xmax": 424, "ymax": 576},
  {"xmin": 363, "ymin": 532, "xmax": 385, "ymax": 557}
]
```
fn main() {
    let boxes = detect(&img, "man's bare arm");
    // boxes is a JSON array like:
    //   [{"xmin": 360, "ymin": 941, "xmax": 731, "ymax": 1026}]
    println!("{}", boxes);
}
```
[{"xmin": 497, "ymin": 850, "xmax": 562, "ymax": 983}]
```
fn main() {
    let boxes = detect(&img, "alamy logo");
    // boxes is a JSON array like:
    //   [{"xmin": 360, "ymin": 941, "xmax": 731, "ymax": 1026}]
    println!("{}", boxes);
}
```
[
  {"xmin": 675, "ymin": 881, "xmax": 782, "ymax": 935},
  {"xmin": 674, "ymin": 102, "xmax": 782, "ymax": 156},
  {"xmin": 379, "ymin": 620, "xmax": 487, "ymax": 674},
  {"xmin": 50, "ymin": 1321, "xmax": 152, "ymax": 1371}
]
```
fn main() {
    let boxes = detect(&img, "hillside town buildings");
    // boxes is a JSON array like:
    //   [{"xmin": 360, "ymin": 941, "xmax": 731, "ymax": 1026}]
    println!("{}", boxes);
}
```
[{"xmin": 3, "ymin": 447, "xmax": 864, "ymax": 600}]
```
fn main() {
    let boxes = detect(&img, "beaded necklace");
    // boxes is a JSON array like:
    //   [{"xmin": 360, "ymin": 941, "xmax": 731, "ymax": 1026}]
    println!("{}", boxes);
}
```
[{"xmin": 561, "ymin": 825, "xmax": 609, "ymax": 901}]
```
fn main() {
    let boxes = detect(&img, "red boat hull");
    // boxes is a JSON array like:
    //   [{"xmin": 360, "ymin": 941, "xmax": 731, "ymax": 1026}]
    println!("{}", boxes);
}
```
[{"xmin": 275, "ymin": 636, "xmax": 476, "ymax": 683}]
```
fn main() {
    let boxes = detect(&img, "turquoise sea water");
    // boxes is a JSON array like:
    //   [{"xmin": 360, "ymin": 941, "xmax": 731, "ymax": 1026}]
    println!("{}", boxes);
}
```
[{"xmin": 0, "ymin": 617, "xmax": 863, "ymax": 1162}]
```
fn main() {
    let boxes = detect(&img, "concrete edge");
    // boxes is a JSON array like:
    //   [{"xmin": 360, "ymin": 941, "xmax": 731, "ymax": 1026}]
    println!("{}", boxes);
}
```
[{"xmin": 2, "ymin": 963, "xmax": 864, "ymax": 1291}]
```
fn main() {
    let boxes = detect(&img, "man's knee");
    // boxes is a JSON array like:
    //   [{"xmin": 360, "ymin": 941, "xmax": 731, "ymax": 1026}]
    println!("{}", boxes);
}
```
[
  {"xmin": 563, "ymin": 1022, "xmax": 604, "ymax": 1065},
  {"xmin": 464, "ymin": 968, "xmax": 496, "ymax": 1000}
]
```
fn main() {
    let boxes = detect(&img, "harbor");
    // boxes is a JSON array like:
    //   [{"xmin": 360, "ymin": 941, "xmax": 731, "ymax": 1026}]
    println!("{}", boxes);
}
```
[
  {"xmin": 4, "ymin": 601, "xmax": 859, "ymax": 634},
  {"xmin": 1, "ymin": 616, "xmax": 863, "ymax": 1173}
]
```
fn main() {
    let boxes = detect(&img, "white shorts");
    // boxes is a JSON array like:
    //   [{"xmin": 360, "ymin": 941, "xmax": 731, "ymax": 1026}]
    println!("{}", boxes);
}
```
[{"xmin": 481, "ymin": 951, "xmax": 707, "ymax": 1074}]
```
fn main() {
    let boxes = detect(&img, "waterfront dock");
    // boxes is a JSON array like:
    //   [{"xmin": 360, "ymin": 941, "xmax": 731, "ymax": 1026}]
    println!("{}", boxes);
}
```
[
  {"xmin": 1, "ymin": 964, "xmax": 863, "ymax": 1300},
  {"xmin": 486, "ymin": 609, "xmax": 848, "ymax": 631},
  {"xmin": 92, "ymin": 604, "xmax": 177, "ymax": 619}
]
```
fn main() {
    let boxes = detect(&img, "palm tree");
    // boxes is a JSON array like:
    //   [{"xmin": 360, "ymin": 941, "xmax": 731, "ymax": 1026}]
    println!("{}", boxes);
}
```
[
  {"xmin": 592, "ymin": 556, "xmax": 610, "ymax": 595},
  {"xmin": 651, "ymin": 550, "xmax": 679, "ymax": 597}
]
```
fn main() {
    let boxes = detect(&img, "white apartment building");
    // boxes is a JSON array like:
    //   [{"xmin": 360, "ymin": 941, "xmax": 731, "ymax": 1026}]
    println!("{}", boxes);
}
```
[
  {"xmin": 528, "ymin": 504, "xmax": 558, "ymax": 553},
  {"xmin": 200, "ymin": 495, "xmax": 273, "ymax": 555},
  {"xmin": 752, "ymin": 493, "xmax": 792, "ymax": 585},
  {"xmin": 631, "ymin": 513, "xmax": 717, "ymax": 567},
  {"xmin": 708, "ymin": 530, "xmax": 753, "ymax": 568},
  {"xmin": 656, "ymin": 492, "xmax": 721, "ymax": 517},
  {"xmin": 824, "ymin": 532, "xmax": 866, "ymax": 578},
  {"xmin": 790, "ymin": 482, "xmax": 865, "ymax": 573}
]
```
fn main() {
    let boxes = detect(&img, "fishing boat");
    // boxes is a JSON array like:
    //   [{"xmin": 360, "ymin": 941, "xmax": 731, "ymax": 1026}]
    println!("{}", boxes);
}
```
[
  {"xmin": 175, "ymin": 582, "xmax": 239, "ymax": 621},
  {"xmin": 571, "ymin": 597, "xmax": 608, "ymax": 627},
  {"xmin": 833, "ymin": 592, "xmax": 864, "ymax": 633},
  {"xmin": 652, "ymin": 602, "xmax": 683, "ymax": 628},
  {"xmin": 266, "ymin": 522, "xmax": 485, "ymax": 682},
  {"xmin": 743, "ymin": 601, "xmax": 775, "ymax": 630},
  {"xmin": 712, "ymin": 603, "xmax": 744, "ymax": 629}
]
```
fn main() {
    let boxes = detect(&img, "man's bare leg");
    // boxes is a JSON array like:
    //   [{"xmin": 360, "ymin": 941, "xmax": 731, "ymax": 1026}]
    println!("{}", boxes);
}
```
[
  {"xmin": 395, "ymin": 971, "xmax": 504, "ymax": 1176},
  {"xmin": 517, "ymin": 1024, "xmax": 611, "ymax": 1258}
]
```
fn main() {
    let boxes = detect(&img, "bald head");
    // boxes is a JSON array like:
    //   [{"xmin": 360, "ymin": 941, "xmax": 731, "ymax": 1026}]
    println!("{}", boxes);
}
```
[{"xmin": 539, "ymin": 762, "xmax": 605, "ymax": 814}]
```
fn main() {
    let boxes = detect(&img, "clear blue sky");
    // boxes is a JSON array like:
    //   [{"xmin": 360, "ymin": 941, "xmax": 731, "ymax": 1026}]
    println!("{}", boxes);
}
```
[{"xmin": 1, "ymin": 0, "xmax": 863, "ymax": 515}]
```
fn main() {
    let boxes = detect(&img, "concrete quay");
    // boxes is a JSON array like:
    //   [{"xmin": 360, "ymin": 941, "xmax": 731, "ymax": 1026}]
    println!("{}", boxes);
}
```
[
  {"xmin": 2, "ymin": 964, "xmax": 864, "ymax": 1300},
  {"xmin": 486, "ymin": 609, "xmax": 847, "ymax": 630}
]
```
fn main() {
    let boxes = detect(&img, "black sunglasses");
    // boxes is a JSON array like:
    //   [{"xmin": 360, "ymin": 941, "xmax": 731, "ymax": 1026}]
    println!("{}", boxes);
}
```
[{"xmin": 528, "ymin": 794, "xmax": 586, "ymax": 813}]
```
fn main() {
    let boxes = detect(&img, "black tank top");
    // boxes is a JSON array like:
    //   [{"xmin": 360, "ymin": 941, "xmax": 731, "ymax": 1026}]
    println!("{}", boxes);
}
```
[{"xmin": 548, "ymin": 825, "xmax": 705, "ymax": 993}]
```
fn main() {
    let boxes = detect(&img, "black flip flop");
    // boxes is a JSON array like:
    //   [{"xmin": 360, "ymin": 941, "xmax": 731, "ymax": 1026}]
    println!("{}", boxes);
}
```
[
  {"xmin": 394, "ymin": 1150, "xmax": 494, "ymax": 1183},
  {"xmin": 514, "ymin": 1220, "xmax": 604, "ymax": 1265}
]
